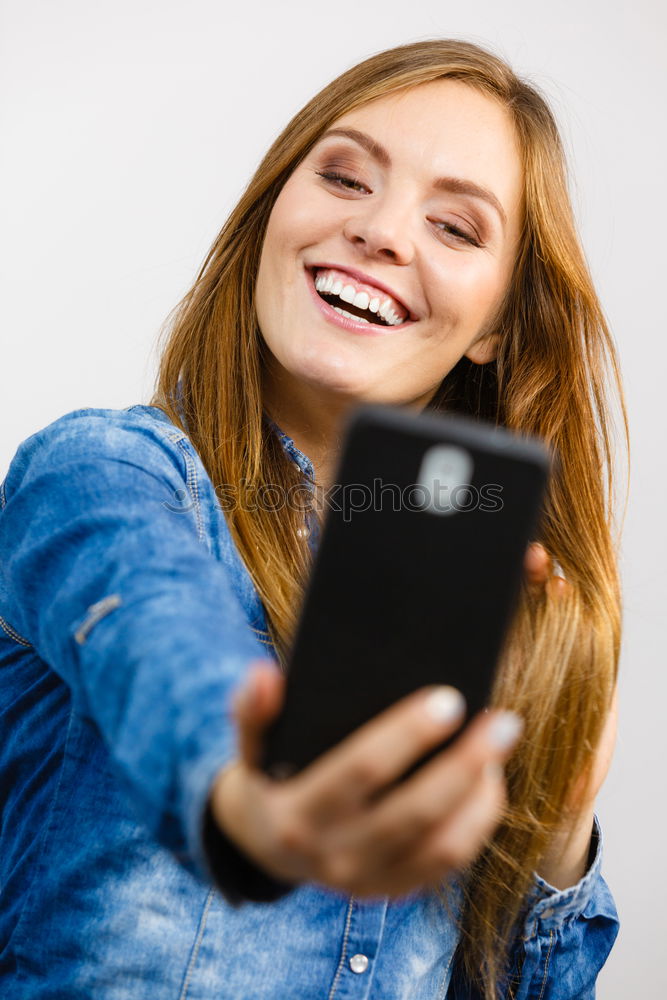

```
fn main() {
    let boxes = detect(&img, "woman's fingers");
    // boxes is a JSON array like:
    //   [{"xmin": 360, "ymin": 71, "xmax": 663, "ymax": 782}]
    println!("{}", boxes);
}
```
[
  {"xmin": 233, "ymin": 659, "xmax": 285, "ymax": 767},
  {"xmin": 316, "ymin": 707, "xmax": 521, "ymax": 875},
  {"xmin": 419, "ymin": 760, "xmax": 506, "ymax": 871},
  {"xmin": 545, "ymin": 573, "xmax": 569, "ymax": 598},
  {"xmin": 288, "ymin": 685, "xmax": 467, "ymax": 825},
  {"xmin": 220, "ymin": 670, "xmax": 524, "ymax": 898},
  {"xmin": 524, "ymin": 542, "xmax": 570, "ymax": 598},
  {"xmin": 351, "ymin": 762, "xmax": 507, "ymax": 898},
  {"xmin": 523, "ymin": 541, "xmax": 550, "ymax": 586}
]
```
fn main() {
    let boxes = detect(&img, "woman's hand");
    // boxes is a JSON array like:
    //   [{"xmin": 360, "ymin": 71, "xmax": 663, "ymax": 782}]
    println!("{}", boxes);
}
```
[
  {"xmin": 210, "ymin": 668, "xmax": 524, "ymax": 899},
  {"xmin": 523, "ymin": 540, "xmax": 568, "ymax": 599},
  {"xmin": 210, "ymin": 543, "xmax": 616, "ymax": 897}
]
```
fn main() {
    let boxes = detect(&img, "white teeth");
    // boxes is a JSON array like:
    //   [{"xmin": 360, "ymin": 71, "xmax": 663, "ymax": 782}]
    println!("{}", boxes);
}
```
[
  {"xmin": 313, "ymin": 270, "xmax": 405, "ymax": 326},
  {"xmin": 332, "ymin": 305, "xmax": 371, "ymax": 324},
  {"xmin": 379, "ymin": 299, "xmax": 400, "ymax": 325}
]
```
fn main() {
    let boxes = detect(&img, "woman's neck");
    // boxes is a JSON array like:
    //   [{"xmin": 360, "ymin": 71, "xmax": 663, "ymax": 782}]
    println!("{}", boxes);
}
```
[
  {"xmin": 261, "ymin": 363, "xmax": 441, "ymax": 494},
  {"xmin": 262, "ymin": 376, "xmax": 355, "ymax": 494}
]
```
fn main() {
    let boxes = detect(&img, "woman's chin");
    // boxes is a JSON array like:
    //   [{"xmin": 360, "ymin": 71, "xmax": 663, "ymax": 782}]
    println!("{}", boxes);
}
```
[{"xmin": 289, "ymin": 353, "xmax": 371, "ymax": 400}]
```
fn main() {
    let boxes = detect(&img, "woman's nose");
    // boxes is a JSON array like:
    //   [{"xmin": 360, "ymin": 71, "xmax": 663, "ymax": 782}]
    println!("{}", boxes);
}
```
[{"xmin": 342, "ymin": 199, "xmax": 416, "ymax": 265}]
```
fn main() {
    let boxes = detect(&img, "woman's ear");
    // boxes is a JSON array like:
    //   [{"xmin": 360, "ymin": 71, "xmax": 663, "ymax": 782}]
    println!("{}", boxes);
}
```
[{"xmin": 465, "ymin": 331, "xmax": 500, "ymax": 366}]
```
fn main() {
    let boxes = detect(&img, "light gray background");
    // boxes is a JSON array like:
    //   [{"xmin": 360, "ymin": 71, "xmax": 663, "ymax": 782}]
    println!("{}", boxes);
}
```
[{"xmin": 1, "ymin": 1, "xmax": 665, "ymax": 994}]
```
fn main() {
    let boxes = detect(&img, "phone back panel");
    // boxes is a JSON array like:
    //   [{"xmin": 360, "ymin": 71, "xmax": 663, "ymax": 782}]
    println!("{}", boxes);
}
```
[{"xmin": 261, "ymin": 403, "xmax": 549, "ymax": 780}]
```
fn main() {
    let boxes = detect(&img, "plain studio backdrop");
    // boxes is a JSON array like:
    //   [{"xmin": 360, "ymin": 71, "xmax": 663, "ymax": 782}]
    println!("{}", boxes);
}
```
[{"xmin": 1, "ymin": 1, "xmax": 665, "ymax": 995}]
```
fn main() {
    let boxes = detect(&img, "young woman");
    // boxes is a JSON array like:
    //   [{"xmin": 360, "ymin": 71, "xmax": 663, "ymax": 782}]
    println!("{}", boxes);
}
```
[{"xmin": 0, "ymin": 38, "xmax": 623, "ymax": 1000}]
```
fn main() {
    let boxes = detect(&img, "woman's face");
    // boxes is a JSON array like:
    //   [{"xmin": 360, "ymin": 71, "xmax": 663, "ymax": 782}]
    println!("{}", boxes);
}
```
[{"xmin": 255, "ymin": 79, "xmax": 524, "ymax": 411}]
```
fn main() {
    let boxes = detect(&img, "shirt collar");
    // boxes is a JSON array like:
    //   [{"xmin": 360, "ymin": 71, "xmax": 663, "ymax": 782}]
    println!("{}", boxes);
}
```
[
  {"xmin": 265, "ymin": 415, "xmax": 316, "ymax": 483},
  {"xmin": 174, "ymin": 379, "xmax": 316, "ymax": 484}
]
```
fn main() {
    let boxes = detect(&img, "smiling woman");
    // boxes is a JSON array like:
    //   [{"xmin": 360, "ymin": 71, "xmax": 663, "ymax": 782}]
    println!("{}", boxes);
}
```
[
  {"xmin": 255, "ymin": 79, "xmax": 523, "ymax": 469},
  {"xmin": 0, "ymin": 37, "xmax": 624, "ymax": 1000}
]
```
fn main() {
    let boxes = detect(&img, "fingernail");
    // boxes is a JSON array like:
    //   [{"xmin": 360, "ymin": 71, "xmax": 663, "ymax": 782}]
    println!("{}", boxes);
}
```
[
  {"xmin": 488, "ymin": 711, "xmax": 523, "ymax": 750},
  {"xmin": 424, "ymin": 686, "xmax": 466, "ymax": 724},
  {"xmin": 551, "ymin": 559, "xmax": 566, "ymax": 580}
]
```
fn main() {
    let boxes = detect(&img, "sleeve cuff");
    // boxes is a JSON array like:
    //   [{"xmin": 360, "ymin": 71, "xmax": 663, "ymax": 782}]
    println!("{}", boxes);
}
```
[
  {"xmin": 522, "ymin": 814, "xmax": 606, "ymax": 939},
  {"xmin": 177, "ymin": 695, "xmax": 298, "ymax": 907},
  {"xmin": 201, "ymin": 799, "xmax": 297, "ymax": 907}
]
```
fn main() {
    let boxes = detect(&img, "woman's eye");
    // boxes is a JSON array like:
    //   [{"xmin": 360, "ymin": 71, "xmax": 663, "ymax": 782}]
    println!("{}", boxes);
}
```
[
  {"xmin": 433, "ymin": 221, "xmax": 481, "ymax": 247},
  {"xmin": 316, "ymin": 170, "xmax": 366, "ymax": 192},
  {"xmin": 316, "ymin": 169, "xmax": 482, "ymax": 248}
]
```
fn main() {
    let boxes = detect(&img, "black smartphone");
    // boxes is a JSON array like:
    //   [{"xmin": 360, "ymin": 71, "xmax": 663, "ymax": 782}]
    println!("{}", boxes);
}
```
[{"xmin": 260, "ymin": 402, "xmax": 550, "ymax": 782}]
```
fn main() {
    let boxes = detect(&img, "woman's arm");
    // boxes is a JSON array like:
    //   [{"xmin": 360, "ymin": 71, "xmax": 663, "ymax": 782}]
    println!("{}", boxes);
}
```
[
  {"xmin": 447, "ymin": 681, "xmax": 619, "ymax": 999},
  {"xmin": 0, "ymin": 407, "xmax": 265, "ymax": 888},
  {"xmin": 507, "ymin": 692, "xmax": 619, "ymax": 997},
  {"xmin": 447, "ymin": 816, "xmax": 619, "ymax": 1000},
  {"xmin": 505, "ymin": 816, "xmax": 619, "ymax": 1000},
  {"xmin": 536, "ymin": 685, "xmax": 618, "ymax": 890}
]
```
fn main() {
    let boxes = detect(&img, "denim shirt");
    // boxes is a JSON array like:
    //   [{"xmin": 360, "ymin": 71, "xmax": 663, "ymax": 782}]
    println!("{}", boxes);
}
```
[{"xmin": 0, "ymin": 403, "xmax": 619, "ymax": 999}]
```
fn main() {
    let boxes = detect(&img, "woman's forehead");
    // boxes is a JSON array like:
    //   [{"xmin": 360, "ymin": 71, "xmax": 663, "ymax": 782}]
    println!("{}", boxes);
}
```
[{"xmin": 330, "ymin": 78, "xmax": 515, "ymax": 142}]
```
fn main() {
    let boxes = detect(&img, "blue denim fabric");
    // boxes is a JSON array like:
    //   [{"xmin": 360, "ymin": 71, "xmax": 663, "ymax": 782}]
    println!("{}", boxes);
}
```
[{"xmin": 0, "ymin": 403, "xmax": 619, "ymax": 999}]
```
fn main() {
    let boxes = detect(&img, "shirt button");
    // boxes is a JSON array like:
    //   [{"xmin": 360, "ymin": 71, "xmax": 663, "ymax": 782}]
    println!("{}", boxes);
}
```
[{"xmin": 349, "ymin": 954, "xmax": 369, "ymax": 974}]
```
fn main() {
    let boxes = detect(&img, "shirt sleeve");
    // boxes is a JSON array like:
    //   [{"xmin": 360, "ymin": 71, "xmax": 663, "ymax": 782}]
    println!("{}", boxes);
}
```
[
  {"xmin": 0, "ymin": 408, "xmax": 289, "ymax": 899},
  {"xmin": 447, "ymin": 815, "xmax": 619, "ymax": 999}
]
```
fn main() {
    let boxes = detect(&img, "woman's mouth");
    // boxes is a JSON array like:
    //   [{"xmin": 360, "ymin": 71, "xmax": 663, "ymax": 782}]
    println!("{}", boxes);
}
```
[{"xmin": 304, "ymin": 266, "xmax": 417, "ymax": 335}]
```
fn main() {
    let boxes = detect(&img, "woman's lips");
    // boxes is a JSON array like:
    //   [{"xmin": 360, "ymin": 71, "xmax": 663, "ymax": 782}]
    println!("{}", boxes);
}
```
[{"xmin": 304, "ymin": 266, "xmax": 416, "ymax": 336}]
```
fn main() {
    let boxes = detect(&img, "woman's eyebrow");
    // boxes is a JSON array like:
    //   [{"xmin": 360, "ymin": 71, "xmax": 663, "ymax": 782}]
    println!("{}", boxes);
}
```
[{"xmin": 318, "ymin": 126, "xmax": 507, "ymax": 229}]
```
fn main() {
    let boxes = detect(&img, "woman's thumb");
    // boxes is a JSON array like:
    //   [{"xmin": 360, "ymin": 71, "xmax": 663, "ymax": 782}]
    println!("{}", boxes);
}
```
[{"xmin": 233, "ymin": 659, "xmax": 284, "ymax": 767}]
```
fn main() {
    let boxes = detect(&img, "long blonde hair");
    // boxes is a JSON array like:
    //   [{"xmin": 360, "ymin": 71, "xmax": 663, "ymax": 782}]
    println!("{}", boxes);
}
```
[{"xmin": 150, "ymin": 39, "xmax": 626, "ymax": 999}]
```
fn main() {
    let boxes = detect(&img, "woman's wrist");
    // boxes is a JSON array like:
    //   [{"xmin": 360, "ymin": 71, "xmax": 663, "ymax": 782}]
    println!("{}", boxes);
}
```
[
  {"xmin": 535, "ymin": 803, "xmax": 596, "ymax": 890},
  {"xmin": 209, "ymin": 760, "xmax": 254, "ymax": 855},
  {"xmin": 205, "ymin": 761, "xmax": 296, "ymax": 904}
]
